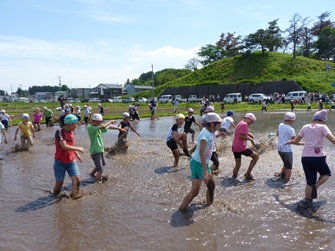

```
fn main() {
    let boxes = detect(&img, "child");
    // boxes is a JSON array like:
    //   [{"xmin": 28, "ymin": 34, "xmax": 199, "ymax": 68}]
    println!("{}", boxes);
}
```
[
  {"xmin": 33, "ymin": 107, "xmax": 43, "ymax": 131},
  {"xmin": 179, "ymin": 112, "xmax": 222, "ymax": 210},
  {"xmin": 0, "ymin": 110, "xmax": 12, "ymax": 130},
  {"xmin": 220, "ymin": 110, "xmax": 236, "ymax": 134},
  {"xmin": 53, "ymin": 114, "xmax": 84, "ymax": 198},
  {"xmin": 43, "ymin": 107, "xmax": 57, "ymax": 127},
  {"xmin": 286, "ymin": 110, "xmax": 335, "ymax": 211},
  {"xmin": 59, "ymin": 108, "xmax": 71, "ymax": 128},
  {"xmin": 232, "ymin": 113, "xmax": 259, "ymax": 180},
  {"xmin": 88, "ymin": 114, "xmax": 125, "ymax": 182},
  {"xmin": 261, "ymin": 100, "xmax": 267, "ymax": 112},
  {"xmin": 277, "ymin": 112, "xmax": 303, "ymax": 182},
  {"xmin": 14, "ymin": 113, "xmax": 35, "ymax": 150},
  {"xmin": 82, "ymin": 105, "xmax": 90, "ymax": 125},
  {"xmin": 98, "ymin": 103, "xmax": 104, "ymax": 116},
  {"xmin": 166, "ymin": 114, "xmax": 191, "ymax": 167},
  {"xmin": 75, "ymin": 106, "xmax": 83, "ymax": 124},
  {"xmin": 184, "ymin": 108, "xmax": 202, "ymax": 143},
  {"xmin": 118, "ymin": 112, "xmax": 141, "ymax": 140},
  {"xmin": 0, "ymin": 121, "xmax": 8, "ymax": 160},
  {"xmin": 307, "ymin": 101, "xmax": 312, "ymax": 111}
]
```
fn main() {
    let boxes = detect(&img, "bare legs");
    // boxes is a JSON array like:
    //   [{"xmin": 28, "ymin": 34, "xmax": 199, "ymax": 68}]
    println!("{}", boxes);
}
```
[{"xmin": 53, "ymin": 176, "xmax": 81, "ymax": 198}]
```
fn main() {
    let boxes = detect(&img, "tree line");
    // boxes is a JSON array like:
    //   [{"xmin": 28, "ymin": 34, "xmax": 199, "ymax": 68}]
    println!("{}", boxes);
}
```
[{"xmin": 186, "ymin": 11, "xmax": 334, "ymax": 70}]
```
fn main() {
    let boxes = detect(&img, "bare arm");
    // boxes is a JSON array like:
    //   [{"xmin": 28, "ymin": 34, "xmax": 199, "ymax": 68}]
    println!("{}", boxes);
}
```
[
  {"xmin": 59, "ymin": 140, "xmax": 84, "ymax": 153},
  {"xmin": 239, "ymin": 133, "xmax": 254, "ymax": 146},
  {"xmin": 129, "ymin": 124, "xmax": 140, "ymax": 137},
  {"xmin": 14, "ymin": 128, "xmax": 19, "ymax": 140},
  {"xmin": 286, "ymin": 135, "xmax": 304, "ymax": 145},
  {"xmin": 326, "ymin": 133, "xmax": 335, "ymax": 144}
]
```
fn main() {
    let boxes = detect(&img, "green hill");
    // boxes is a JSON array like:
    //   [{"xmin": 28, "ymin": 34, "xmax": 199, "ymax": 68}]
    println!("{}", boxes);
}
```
[{"xmin": 144, "ymin": 52, "xmax": 335, "ymax": 97}]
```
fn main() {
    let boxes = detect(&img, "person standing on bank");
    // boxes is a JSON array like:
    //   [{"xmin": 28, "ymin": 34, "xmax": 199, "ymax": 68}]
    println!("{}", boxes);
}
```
[{"xmin": 286, "ymin": 110, "xmax": 335, "ymax": 211}]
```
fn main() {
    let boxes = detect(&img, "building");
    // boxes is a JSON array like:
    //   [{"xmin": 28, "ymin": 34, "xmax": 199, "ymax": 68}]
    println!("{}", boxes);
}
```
[
  {"xmin": 34, "ymin": 92, "xmax": 54, "ymax": 102},
  {"xmin": 93, "ymin": 83, "xmax": 124, "ymax": 99},
  {"xmin": 125, "ymin": 83, "xmax": 154, "ymax": 95},
  {"xmin": 70, "ymin": 88, "xmax": 91, "ymax": 100}
]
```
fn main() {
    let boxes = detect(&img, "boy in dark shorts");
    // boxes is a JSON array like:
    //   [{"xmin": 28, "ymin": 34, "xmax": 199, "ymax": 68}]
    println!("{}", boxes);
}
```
[
  {"xmin": 166, "ymin": 114, "xmax": 191, "ymax": 167},
  {"xmin": 232, "ymin": 113, "xmax": 259, "ymax": 180},
  {"xmin": 53, "ymin": 114, "xmax": 84, "ymax": 198},
  {"xmin": 88, "ymin": 114, "xmax": 123, "ymax": 182},
  {"xmin": 184, "ymin": 108, "xmax": 202, "ymax": 143}
]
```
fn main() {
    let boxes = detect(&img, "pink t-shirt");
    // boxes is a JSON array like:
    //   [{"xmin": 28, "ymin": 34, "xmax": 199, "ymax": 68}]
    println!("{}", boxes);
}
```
[
  {"xmin": 299, "ymin": 123, "xmax": 331, "ymax": 157},
  {"xmin": 232, "ymin": 120, "xmax": 249, "ymax": 152},
  {"xmin": 33, "ymin": 112, "xmax": 43, "ymax": 123}
]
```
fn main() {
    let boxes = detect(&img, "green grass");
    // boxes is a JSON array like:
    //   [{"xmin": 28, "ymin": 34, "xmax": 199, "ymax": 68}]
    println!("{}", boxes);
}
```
[{"xmin": 133, "ymin": 52, "xmax": 335, "ymax": 99}]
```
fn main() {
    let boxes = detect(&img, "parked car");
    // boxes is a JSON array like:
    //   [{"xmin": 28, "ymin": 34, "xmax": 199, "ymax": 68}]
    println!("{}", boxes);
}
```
[
  {"xmin": 113, "ymin": 96, "xmax": 123, "ymax": 102},
  {"xmin": 107, "ymin": 98, "xmax": 114, "ymax": 103},
  {"xmin": 284, "ymin": 91, "xmax": 307, "ymax": 102},
  {"xmin": 248, "ymin": 93, "xmax": 267, "ymax": 104},
  {"xmin": 138, "ymin": 97, "xmax": 148, "ymax": 103},
  {"xmin": 147, "ymin": 97, "xmax": 158, "ymax": 103},
  {"xmin": 223, "ymin": 93, "xmax": 242, "ymax": 103},
  {"xmin": 159, "ymin": 95, "xmax": 172, "ymax": 103},
  {"xmin": 89, "ymin": 98, "xmax": 102, "ymax": 102},
  {"xmin": 123, "ymin": 97, "xmax": 135, "ymax": 103}
]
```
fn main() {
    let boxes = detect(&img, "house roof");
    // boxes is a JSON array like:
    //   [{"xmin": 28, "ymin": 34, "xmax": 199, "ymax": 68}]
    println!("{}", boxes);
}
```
[{"xmin": 97, "ymin": 83, "xmax": 123, "ymax": 89}]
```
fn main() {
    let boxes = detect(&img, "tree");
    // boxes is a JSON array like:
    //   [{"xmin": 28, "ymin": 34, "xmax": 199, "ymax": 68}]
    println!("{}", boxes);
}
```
[
  {"xmin": 310, "ymin": 11, "xmax": 334, "ymax": 37},
  {"xmin": 315, "ymin": 26, "xmax": 335, "ymax": 61},
  {"xmin": 298, "ymin": 26, "xmax": 314, "ymax": 57},
  {"xmin": 285, "ymin": 13, "xmax": 309, "ymax": 58},
  {"xmin": 244, "ymin": 29, "xmax": 267, "ymax": 55},
  {"xmin": 197, "ymin": 44, "xmax": 227, "ymax": 66},
  {"xmin": 265, "ymin": 19, "xmax": 283, "ymax": 52},
  {"xmin": 216, "ymin": 32, "xmax": 242, "ymax": 56},
  {"xmin": 185, "ymin": 58, "xmax": 200, "ymax": 71}
]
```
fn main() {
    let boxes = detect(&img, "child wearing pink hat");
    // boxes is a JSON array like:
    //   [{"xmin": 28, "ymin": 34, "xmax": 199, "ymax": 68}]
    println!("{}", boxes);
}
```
[
  {"xmin": 232, "ymin": 113, "xmax": 259, "ymax": 180},
  {"xmin": 286, "ymin": 109, "xmax": 335, "ymax": 212}
]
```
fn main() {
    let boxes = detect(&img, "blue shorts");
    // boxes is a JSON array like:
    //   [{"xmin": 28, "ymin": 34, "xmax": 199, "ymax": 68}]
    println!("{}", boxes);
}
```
[
  {"xmin": 53, "ymin": 160, "xmax": 80, "ymax": 181},
  {"xmin": 301, "ymin": 156, "xmax": 331, "ymax": 186},
  {"xmin": 190, "ymin": 158, "xmax": 211, "ymax": 180},
  {"xmin": 1, "ymin": 120, "xmax": 8, "ymax": 129}
]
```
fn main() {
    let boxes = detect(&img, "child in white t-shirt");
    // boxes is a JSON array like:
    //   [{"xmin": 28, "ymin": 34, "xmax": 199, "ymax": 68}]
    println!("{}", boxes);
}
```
[{"xmin": 276, "ymin": 112, "xmax": 302, "ymax": 182}]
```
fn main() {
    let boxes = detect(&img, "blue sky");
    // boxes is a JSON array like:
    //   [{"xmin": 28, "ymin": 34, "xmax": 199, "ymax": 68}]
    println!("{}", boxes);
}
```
[{"xmin": 0, "ymin": 0, "xmax": 333, "ymax": 94}]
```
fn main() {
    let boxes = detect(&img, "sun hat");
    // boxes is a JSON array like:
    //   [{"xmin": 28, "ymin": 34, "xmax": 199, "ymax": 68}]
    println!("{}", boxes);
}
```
[
  {"xmin": 176, "ymin": 114, "xmax": 185, "ymax": 119},
  {"xmin": 43, "ymin": 107, "xmax": 47, "ymax": 110},
  {"xmin": 206, "ymin": 106, "xmax": 214, "ymax": 112},
  {"xmin": 284, "ymin": 112, "xmax": 296, "ymax": 121},
  {"xmin": 206, "ymin": 112, "xmax": 222, "ymax": 123},
  {"xmin": 92, "ymin": 114, "xmax": 103, "ymax": 121},
  {"xmin": 64, "ymin": 114, "xmax": 79, "ymax": 125},
  {"xmin": 22, "ymin": 113, "xmax": 30, "ymax": 120},
  {"xmin": 187, "ymin": 108, "xmax": 194, "ymax": 113},
  {"xmin": 36, "ymin": 107, "xmax": 40, "ymax": 111},
  {"xmin": 122, "ymin": 112, "xmax": 130, "ymax": 118},
  {"xmin": 1, "ymin": 110, "xmax": 5, "ymax": 113},
  {"xmin": 245, "ymin": 113, "xmax": 256, "ymax": 121},
  {"xmin": 227, "ymin": 110, "xmax": 234, "ymax": 116},
  {"xmin": 98, "ymin": 103, "xmax": 101, "ymax": 106},
  {"xmin": 313, "ymin": 109, "xmax": 327, "ymax": 121}
]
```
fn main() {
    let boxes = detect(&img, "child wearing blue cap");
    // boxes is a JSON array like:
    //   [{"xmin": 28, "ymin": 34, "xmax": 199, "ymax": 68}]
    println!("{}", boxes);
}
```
[
  {"xmin": 53, "ymin": 114, "xmax": 85, "ymax": 198},
  {"xmin": 220, "ymin": 110, "xmax": 236, "ymax": 134}
]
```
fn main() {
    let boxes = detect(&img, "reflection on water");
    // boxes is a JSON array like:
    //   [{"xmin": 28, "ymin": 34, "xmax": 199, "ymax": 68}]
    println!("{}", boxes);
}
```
[{"xmin": 2, "ymin": 110, "xmax": 335, "ymax": 250}]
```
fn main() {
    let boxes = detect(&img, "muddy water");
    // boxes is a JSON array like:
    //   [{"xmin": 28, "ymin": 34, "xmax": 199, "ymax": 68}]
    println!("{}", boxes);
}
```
[{"xmin": 1, "ymin": 110, "xmax": 335, "ymax": 250}]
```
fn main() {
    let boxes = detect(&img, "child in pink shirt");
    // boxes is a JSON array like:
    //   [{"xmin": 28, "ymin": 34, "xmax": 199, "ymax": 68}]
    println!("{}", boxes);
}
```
[{"xmin": 33, "ymin": 107, "xmax": 43, "ymax": 131}]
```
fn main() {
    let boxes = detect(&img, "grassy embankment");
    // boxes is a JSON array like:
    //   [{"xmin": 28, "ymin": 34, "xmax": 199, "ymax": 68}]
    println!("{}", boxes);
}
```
[
  {"xmin": 2, "ymin": 100, "xmax": 323, "ymax": 126},
  {"xmin": 132, "ymin": 52, "xmax": 335, "ymax": 100}
]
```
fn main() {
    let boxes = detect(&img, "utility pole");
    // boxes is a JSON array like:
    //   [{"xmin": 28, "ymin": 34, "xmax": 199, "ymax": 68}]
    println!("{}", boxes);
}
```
[
  {"xmin": 57, "ymin": 76, "xmax": 62, "ymax": 91},
  {"xmin": 151, "ymin": 64, "xmax": 154, "ymax": 98}
]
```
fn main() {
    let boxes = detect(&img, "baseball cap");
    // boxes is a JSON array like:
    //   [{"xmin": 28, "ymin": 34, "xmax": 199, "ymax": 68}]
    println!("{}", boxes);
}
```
[
  {"xmin": 313, "ymin": 109, "xmax": 327, "ymax": 121},
  {"xmin": 187, "ymin": 108, "xmax": 194, "ymax": 113},
  {"xmin": 22, "ymin": 113, "xmax": 30, "ymax": 120},
  {"xmin": 1, "ymin": 110, "xmax": 5, "ymax": 113},
  {"xmin": 176, "ymin": 114, "xmax": 185, "ymax": 119},
  {"xmin": 227, "ymin": 110, "xmax": 234, "ymax": 116},
  {"xmin": 98, "ymin": 103, "xmax": 101, "ymax": 106},
  {"xmin": 206, "ymin": 112, "xmax": 222, "ymax": 123},
  {"xmin": 206, "ymin": 106, "xmax": 214, "ymax": 112},
  {"xmin": 122, "ymin": 112, "xmax": 130, "ymax": 118},
  {"xmin": 245, "ymin": 113, "xmax": 256, "ymax": 121},
  {"xmin": 284, "ymin": 112, "xmax": 296, "ymax": 121},
  {"xmin": 92, "ymin": 114, "xmax": 103, "ymax": 121},
  {"xmin": 64, "ymin": 114, "xmax": 79, "ymax": 125}
]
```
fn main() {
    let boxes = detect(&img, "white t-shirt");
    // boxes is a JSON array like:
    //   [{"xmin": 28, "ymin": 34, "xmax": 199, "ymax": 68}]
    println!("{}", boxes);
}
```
[
  {"xmin": 277, "ymin": 123, "xmax": 296, "ymax": 152},
  {"xmin": 0, "ymin": 122, "xmax": 4, "ymax": 143},
  {"xmin": 220, "ymin": 116, "xmax": 234, "ymax": 131},
  {"xmin": 298, "ymin": 123, "xmax": 331, "ymax": 157},
  {"xmin": 192, "ymin": 128, "xmax": 214, "ymax": 163}
]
